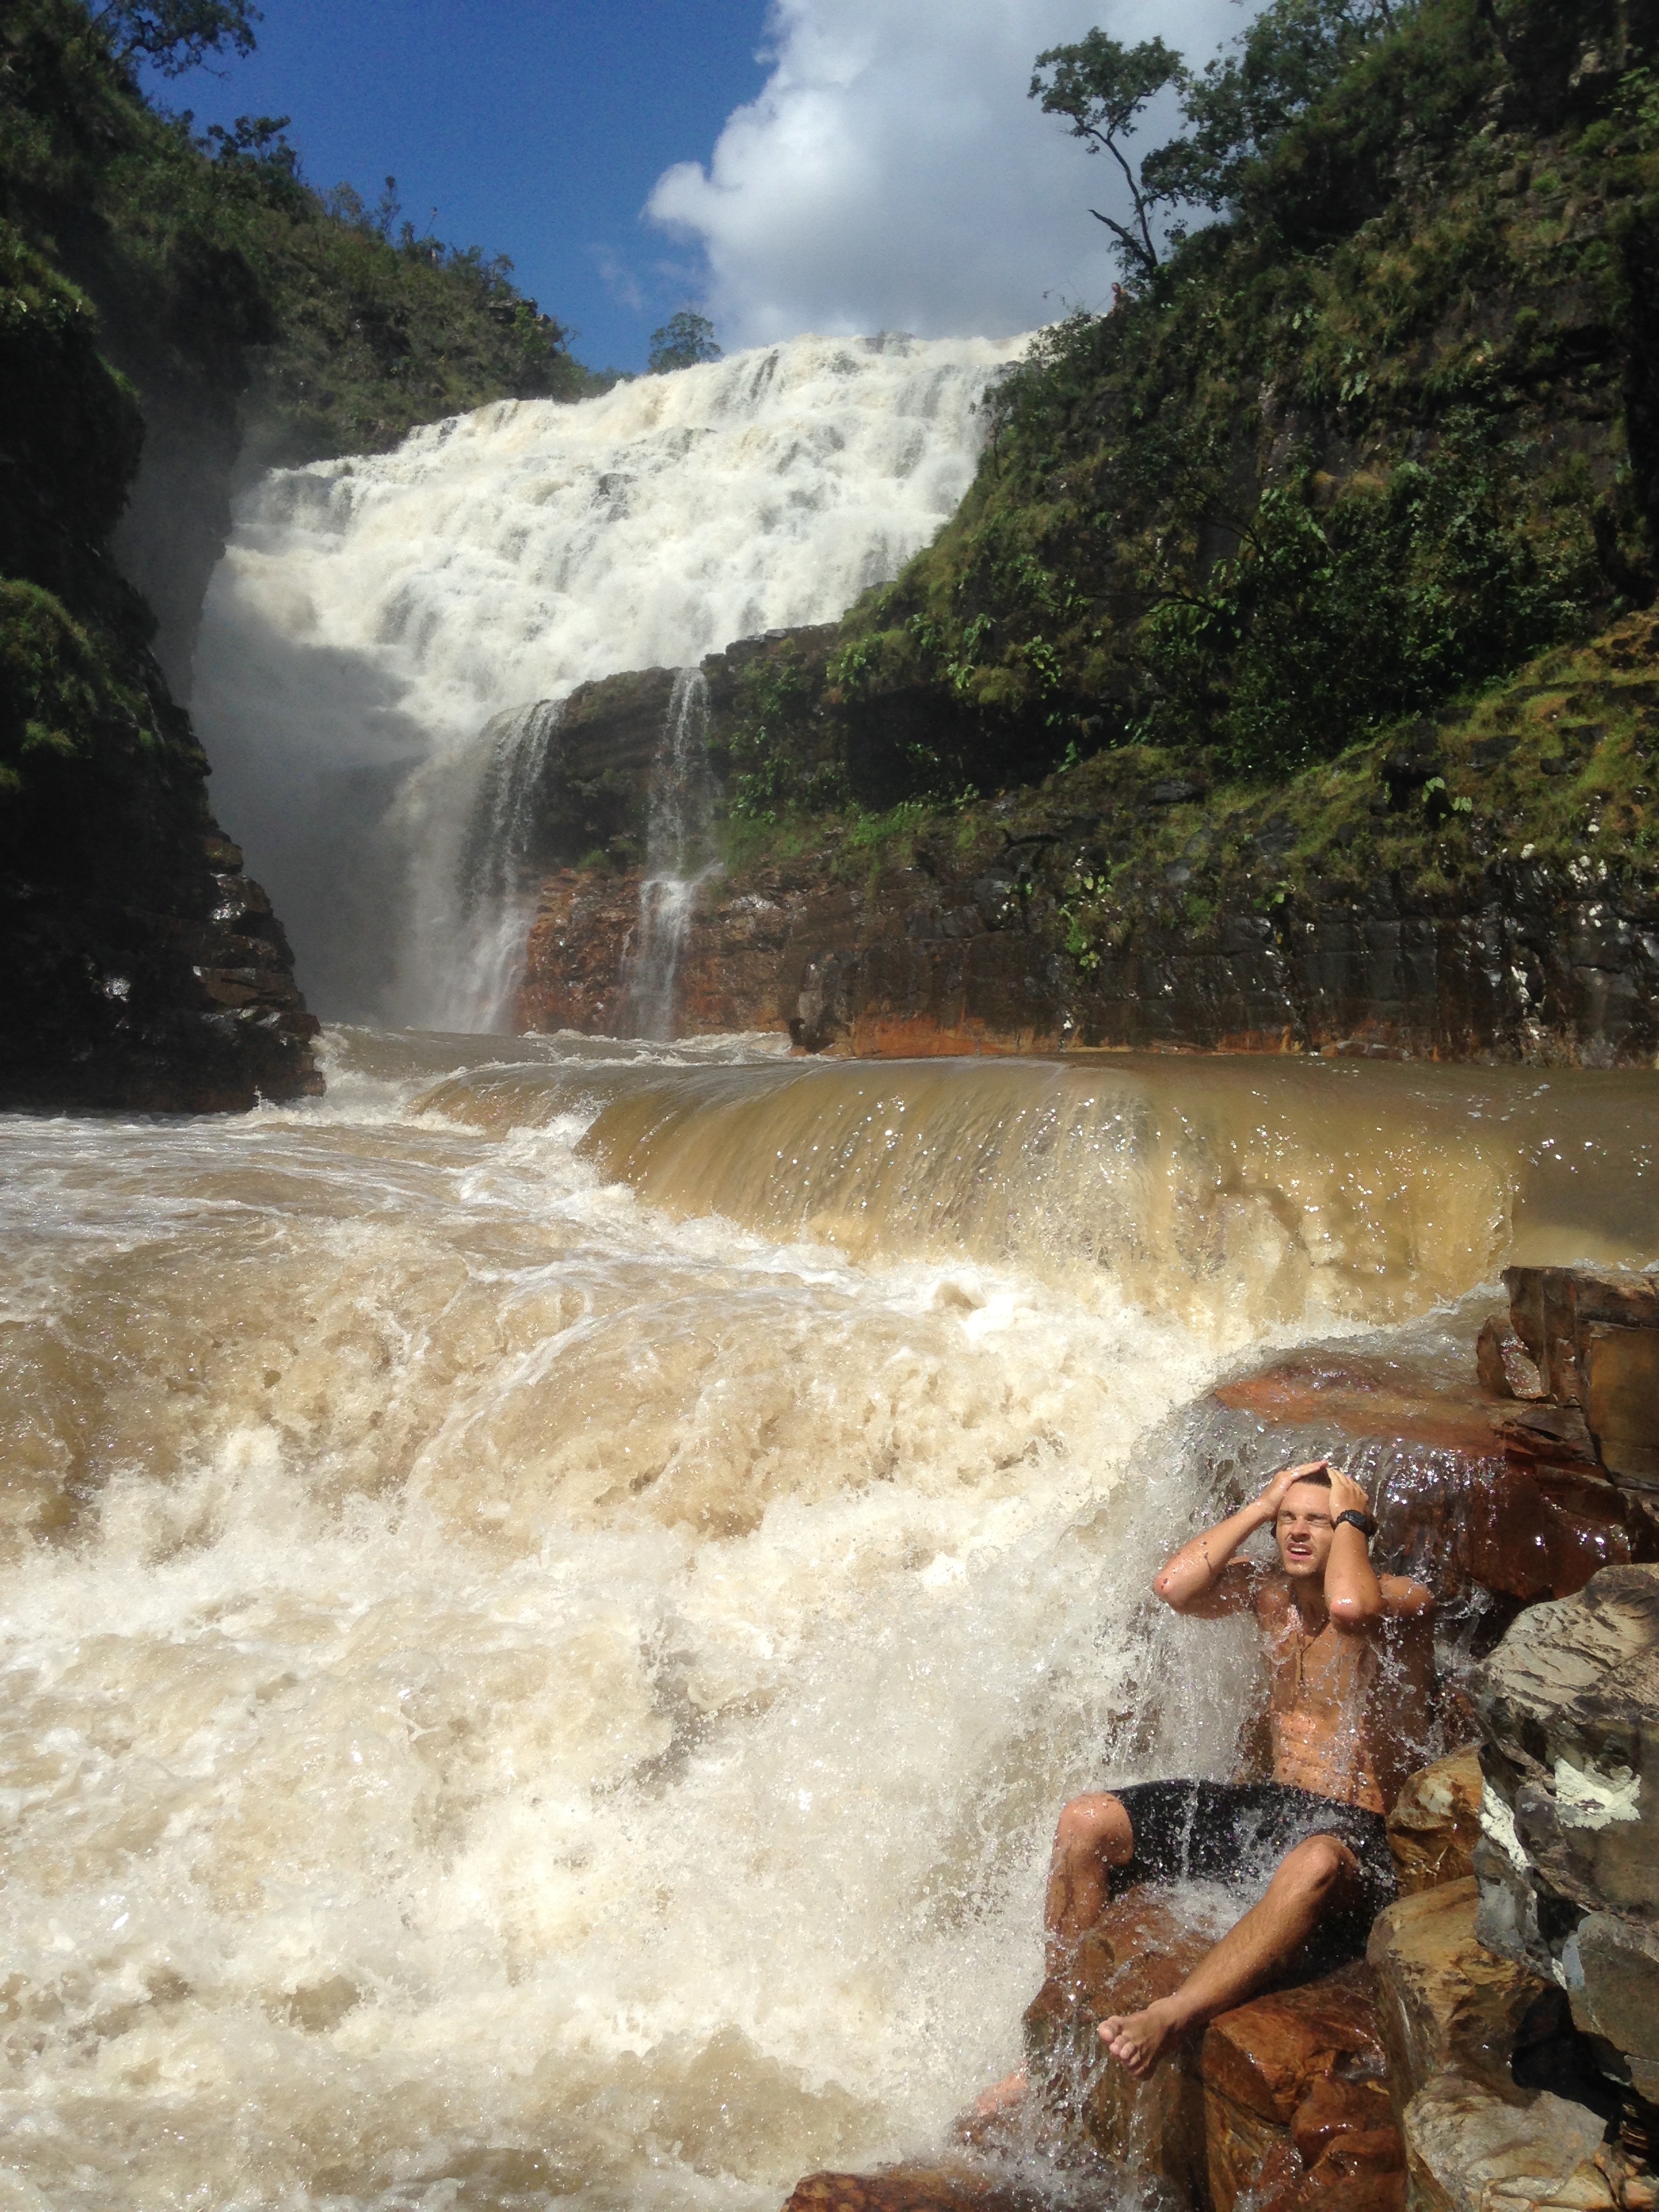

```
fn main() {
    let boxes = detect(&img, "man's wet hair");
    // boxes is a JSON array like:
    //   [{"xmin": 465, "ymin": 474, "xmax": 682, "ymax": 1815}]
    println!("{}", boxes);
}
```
[{"xmin": 1276, "ymin": 1467, "xmax": 1333, "ymax": 1515}]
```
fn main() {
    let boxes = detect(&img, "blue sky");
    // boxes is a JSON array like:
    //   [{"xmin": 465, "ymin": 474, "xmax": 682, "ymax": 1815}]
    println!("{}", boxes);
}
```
[
  {"xmin": 153, "ymin": 0, "xmax": 773, "ymax": 373},
  {"xmin": 153, "ymin": 0, "xmax": 1258, "ymax": 375}
]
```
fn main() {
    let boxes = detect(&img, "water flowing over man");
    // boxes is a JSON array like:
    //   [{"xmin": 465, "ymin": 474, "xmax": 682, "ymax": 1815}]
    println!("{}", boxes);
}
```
[{"xmin": 979, "ymin": 1459, "xmax": 1435, "ymax": 2103}]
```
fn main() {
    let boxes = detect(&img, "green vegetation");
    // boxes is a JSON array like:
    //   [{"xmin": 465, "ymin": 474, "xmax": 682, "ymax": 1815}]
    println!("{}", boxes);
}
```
[
  {"xmin": 648, "ymin": 307, "xmax": 722, "ymax": 375},
  {"xmin": 1, "ymin": 0, "xmax": 616, "ymax": 470},
  {"xmin": 699, "ymin": 0, "xmax": 1658, "ymax": 1016},
  {"xmin": 0, "ymin": 0, "xmax": 622, "ymax": 1099},
  {"xmin": 764, "ymin": 0, "xmax": 1659, "ymax": 824}
]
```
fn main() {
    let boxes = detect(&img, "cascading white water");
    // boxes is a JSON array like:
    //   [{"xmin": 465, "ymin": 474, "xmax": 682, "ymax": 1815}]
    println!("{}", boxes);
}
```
[
  {"xmin": 627, "ymin": 670, "xmax": 718, "ymax": 1039},
  {"xmin": 445, "ymin": 699, "xmax": 567, "ymax": 1033},
  {"xmin": 191, "ymin": 332, "xmax": 1025, "ymax": 1028}
]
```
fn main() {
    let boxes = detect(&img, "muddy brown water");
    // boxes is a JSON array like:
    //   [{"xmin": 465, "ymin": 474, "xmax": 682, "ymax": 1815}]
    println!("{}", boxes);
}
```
[{"xmin": 0, "ymin": 1030, "xmax": 1653, "ymax": 2210}]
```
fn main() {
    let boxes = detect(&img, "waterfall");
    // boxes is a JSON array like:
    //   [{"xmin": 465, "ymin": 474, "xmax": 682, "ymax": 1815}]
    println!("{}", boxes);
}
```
[
  {"xmin": 190, "ymin": 332, "xmax": 1025, "ymax": 1027},
  {"xmin": 626, "ymin": 670, "xmax": 718, "ymax": 1039},
  {"xmin": 437, "ymin": 699, "xmax": 565, "ymax": 1034}
]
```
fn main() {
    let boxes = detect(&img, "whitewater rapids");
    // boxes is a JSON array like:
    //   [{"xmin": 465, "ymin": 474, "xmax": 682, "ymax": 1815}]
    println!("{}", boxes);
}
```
[
  {"xmin": 1, "ymin": 1036, "xmax": 1655, "ymax": 2211},
  {"xmin": 190, "ymin": 334, "xmax": 1023, "ymax": 1029}
]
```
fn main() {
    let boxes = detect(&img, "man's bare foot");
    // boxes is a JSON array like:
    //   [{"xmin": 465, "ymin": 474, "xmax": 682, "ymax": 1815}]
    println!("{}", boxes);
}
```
[
  {"xmin": 970, "ymin": 2066, "xmax": 1027, "ymax": 2117},
  {"xmin": 1097, "ymin": 1999, "xmax": 1183, "ymax": 2079}
]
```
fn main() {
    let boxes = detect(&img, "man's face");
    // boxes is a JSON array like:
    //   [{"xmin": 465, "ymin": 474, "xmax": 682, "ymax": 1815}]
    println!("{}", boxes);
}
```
[{"xmin": 1275, "ymin": 1483, "xmax": 1335, "ymax": 1581}]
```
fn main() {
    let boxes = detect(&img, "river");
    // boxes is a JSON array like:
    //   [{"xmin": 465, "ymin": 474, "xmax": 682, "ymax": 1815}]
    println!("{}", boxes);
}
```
[{"xmin": 1, "ymin": 1029, "xmax": 1654, "ymax": 2211}]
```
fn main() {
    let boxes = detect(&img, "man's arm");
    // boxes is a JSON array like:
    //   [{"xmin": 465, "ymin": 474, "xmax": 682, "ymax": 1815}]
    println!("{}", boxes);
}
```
[
  {"xmin": 1153, "ymin": 1460, "xmax": 1330, "ymax": 1616},
  {"xmin": 1323, "ymin": 1466, "xmax": 1387, "ymax": 1630}
]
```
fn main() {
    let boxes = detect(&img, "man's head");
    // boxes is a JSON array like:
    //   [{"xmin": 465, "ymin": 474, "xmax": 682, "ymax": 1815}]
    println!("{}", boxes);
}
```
[{"xmin": 1275, "ymin": 1467, "xmax": 1334, "ymax": 1582}]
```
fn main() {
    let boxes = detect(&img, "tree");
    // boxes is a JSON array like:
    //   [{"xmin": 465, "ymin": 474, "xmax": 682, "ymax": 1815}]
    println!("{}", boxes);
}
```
[
  {"xmin": 1029, "ymin": 33, "xmax": 1188, "ymax": 279},
  {"xmin": 1151, "ymin": 0, "xmax": 1400, "ymax": 212},
  {"xmin": 647, "ymin": 308, "xmax": 722, "ymax": 374},
  {"xmin": 87, "ymin": 0, "xmax": 260, "ymax": 77}
]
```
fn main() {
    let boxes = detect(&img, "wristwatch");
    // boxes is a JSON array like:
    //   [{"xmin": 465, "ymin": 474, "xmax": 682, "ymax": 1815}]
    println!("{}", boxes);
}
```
[{"xmin": 1334, "ymin": 1509, "xmax": 1378, "ymax": 1540}]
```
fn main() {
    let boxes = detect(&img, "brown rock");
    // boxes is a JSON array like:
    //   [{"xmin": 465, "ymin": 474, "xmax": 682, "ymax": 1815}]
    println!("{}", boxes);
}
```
[
  {"xmin": 1253, "ymin": 2128, "xmax": 1408, "ymax": 2212},
  {"xmin": 1201, "ymin": 1965, "xmax": 1391, "ymax": 2212},
  {"xmin": 1487, "ymin": 1403, "xmax": 1601, "ymax": 1471},
  {"xmin": 1023, "ymin": 1891, "xmax": 1211, "ymax": 2202},
  {"xmin": 1292, "ymin": 2074, "xmax": 1398, "ymax": 2162},
  {"xmin": 1581, "ymin": 1324, "xmax": 1659, "ymax": 1489},
  {"xmin": 781, "ymin": 2165, "xmax": 1050, "ymax": 2212},
  {"xmin": 1479, "ymin": 1317, "xmax": 1547, "ymax": 1403},
  {"xmin": 1402, "ymin": 2074, "xmax": 1614, "ymax": 2212},
  {"xmin": 1506, "ymin": 1268, "xmax": 1588, "ymax": 1408},
  {"xmin": 1366, "ymin": 1879, "xmax": 1547, "ymax": 2115},
  {"xmin": 1387, "ymin": 1752, "xmax": 1486, "ymax": 1896},
  {"xmin": 1501, "ymin": 1269, "xmax": 1659, "ymax": 1494},
  {"xmin": 1202, "ymin": 1965, "xmax": 1389, "ymax": 2125}
]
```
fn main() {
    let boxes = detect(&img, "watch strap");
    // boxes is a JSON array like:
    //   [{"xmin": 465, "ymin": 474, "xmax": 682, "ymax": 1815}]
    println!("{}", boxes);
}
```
[{"xmin": 1334, "ymin": 1509, "xmax": 1378, "ymax": 1539}]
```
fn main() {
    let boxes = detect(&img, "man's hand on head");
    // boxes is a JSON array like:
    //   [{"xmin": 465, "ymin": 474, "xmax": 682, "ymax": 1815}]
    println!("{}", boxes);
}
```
[
  {"xmin": 1326, "ymin": 1467, "xmax": 1372, "ymax": 1523},
  {"xmin": 1259, "ymin": 1460, "xmax": 1329, "ymax": 1517}
]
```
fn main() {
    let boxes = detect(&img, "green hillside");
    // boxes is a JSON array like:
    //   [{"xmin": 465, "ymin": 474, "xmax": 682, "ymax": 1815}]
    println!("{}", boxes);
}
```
[{"xmin": 721, "ymin": 0, "xmax": 1658, "ymax": 844}]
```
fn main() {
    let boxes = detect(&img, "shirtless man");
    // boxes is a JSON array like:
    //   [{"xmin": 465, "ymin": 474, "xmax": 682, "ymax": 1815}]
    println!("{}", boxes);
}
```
[{"xmin": 979, "ymin": 1458, "xmax": 1435, "ymax": 2106}]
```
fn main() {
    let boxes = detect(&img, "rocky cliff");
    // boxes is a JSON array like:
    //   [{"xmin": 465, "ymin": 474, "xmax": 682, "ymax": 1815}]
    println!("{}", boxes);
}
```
[{"xmin": 514, "ymin": 615, "xmax": 1659, "ymax": 1062}]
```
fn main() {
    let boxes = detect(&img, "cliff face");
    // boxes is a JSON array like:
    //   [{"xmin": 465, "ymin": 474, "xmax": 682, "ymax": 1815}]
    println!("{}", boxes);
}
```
[
  {"xmin": 514, "ymin": 616, "xmax": 1659, "ymax": 1063},
  {"xmin": 1, "ymin": 209, "xmax": 320, "ymax": 1111},
  {"xmin": 511, "ymin": 0, "xmax": 1659, "ymax": 1066}
]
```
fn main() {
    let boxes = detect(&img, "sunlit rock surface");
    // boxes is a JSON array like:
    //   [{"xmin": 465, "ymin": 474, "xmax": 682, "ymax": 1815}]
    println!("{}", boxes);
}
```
[
  {"xmin": 1386, "ymin": 1752, "xmax": 1486, "ymax": 1898},
  {"xmin": 1470, "ymin": 1566, "xmax": 1659, "ymax": 2104}
]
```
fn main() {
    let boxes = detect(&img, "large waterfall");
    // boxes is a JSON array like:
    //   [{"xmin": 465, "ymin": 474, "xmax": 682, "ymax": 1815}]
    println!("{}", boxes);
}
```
[{"xmin": 191, "ymin": 333, "xmax": 1023, "ymax": 1029}]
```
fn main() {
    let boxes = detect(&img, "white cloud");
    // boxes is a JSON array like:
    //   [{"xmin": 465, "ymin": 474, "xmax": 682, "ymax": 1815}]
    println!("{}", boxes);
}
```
[{"xmin": 647, "ymin": 0, "xmax": 1257, "ymax": 348}]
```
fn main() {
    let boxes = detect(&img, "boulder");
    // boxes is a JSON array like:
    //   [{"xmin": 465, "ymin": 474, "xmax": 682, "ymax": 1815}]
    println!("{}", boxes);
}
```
[
  {"xmin": 1387, "ymin": 1753, "xmax": 1486, "ymax": 1896},
  {"xmin": 1197, "ymin": 1963, "xmax": 1392, "ymax": 2212},
  {"xmin": 1502, "ymin": 1271, "xmax": 1659, "ymax": 1493},
  {"xmin": 1366, "ymin": 1879, "xmax": 1547, "ymax": 2110},
  {"xmin": 1019, "ymin": 1888, "xmax": 1402, "ymax": 2212},
  {"xmin": 1402, "ymin": 2074, "xmax": 1614, "ymax": 2212},
  {"xmin": 1023, "ymin": 1891, "xmax": 1210, "ymax": 2202},
  {"xmin": 1469, "ymin": 1563, "xmax": 1659, "ymax": 2099}
]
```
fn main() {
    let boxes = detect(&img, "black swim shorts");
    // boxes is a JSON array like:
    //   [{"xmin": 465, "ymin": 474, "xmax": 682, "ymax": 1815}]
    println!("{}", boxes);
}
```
[{"xmin": 1107, "ymin": 1778, "xmax": 1397, "ymax": 1974}]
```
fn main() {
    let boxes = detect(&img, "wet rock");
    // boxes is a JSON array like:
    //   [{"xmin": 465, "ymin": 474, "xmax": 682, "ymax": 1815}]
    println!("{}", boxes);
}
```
[
  {"xmin": 1367, "ymin": 1878, "xmax": 1546, "ymax": 2108},
  {"xmin": 1502, "ymin": 1270, "xmax": 1659, "ymax": 1492},
  {"xmin": 1366, "ymin": 1880, "xmax": 1621, "ymax": 2212},
  {"xmin": 1208, "ymin": 1352, "xmax": 1650, "ymax": 1611},
  {"xmin": 0, "ymin": 823, "xmax": 322, "ymax": 1113},
  {"xmin": 1469, "ymin": 1565, "xmax": 1659, "ymax": 2103},
  {"xmin": 1403, "ymin": 2074, "xmax": 1614, "ymax": 2212},
  {"xmin": 1024, "ymin": 1891, "xmax": 1210, "ymax": 2203},
  {"xmin": 1019, "ymin": 1889, "xmax": 1401, "ymax": 2212},
  {"xmin": 1479, "ymin": 1319, "xmax": 1547, "ymax": 1404},
  {"xmin": 781, "ymin": 2164, "xmax": 1055, "ymax": 2212},
  {"xmin": 1199, "ymin": 1964, "xmax": 1392, "ymax": 2212},
  {"xmin": 1387, "ymin": 1753, "xmax": 1486, "ymax": 1897}
]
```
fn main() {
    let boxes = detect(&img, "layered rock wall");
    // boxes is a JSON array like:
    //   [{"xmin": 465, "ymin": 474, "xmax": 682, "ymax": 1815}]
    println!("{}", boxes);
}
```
[{"xmin": 513, "ymin": 623, "xmax": 1659, "ymax": 1065}]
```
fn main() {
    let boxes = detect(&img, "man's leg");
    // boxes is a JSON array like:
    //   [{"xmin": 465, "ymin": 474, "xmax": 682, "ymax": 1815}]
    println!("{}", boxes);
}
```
[
  {"xmin": 1098, "ymin": 1832, "xmax": 1359, "ymax": 2081},
  {"xmin": 1045, "ymin": 1792, "xmax": 1136, "ymax": 1976},
  {"xmin": 972, "ymin": 1793, "xmax": 1136, "ymax": 2115}
]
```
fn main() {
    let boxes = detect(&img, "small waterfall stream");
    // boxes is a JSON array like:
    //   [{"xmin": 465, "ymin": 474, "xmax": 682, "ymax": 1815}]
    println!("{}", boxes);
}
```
[
  {"xmin": 626, "ymin": 670, "xmax": 718, "ymax": 1039},
  {"xmin": 441, "ymin": 699, "xmax": 566, "ymax": 1033}
]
